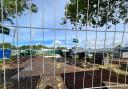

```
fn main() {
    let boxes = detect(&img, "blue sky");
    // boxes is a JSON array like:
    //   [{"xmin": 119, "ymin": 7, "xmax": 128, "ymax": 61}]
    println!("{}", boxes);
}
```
[{"xmin": 0, "ymin": 0, "xmax": 128, "ymax": 49}]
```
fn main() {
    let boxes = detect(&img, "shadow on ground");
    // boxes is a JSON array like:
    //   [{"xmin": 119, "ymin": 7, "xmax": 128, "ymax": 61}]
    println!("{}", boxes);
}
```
[
  {"xmin": 0, "ymin": 68, "xmax": 41, "ymax": 89},
  {"xmin": 61, "ymin": 69, "xmax": 128, "ymax": 89}
]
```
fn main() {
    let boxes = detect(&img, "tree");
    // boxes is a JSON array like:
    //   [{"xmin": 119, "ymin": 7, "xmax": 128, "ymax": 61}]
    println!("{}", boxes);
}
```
[
  {"xmin": 0, "ymin": 43, "xmax": 17, "ymax": 49},
  {"xmin": 0, "ymin": 0, "xmax": 38, "ymax": 34},
  {"xmin": 19, "ymin": 45, "xmax": 48, "ymax": 50},
  {"xmin": 57, "ymin": 47, "xmax": 67, "ymax": 50},
  {"xmin": 64, "ymin": 0, "xmax": 128, "ymax": 29}
]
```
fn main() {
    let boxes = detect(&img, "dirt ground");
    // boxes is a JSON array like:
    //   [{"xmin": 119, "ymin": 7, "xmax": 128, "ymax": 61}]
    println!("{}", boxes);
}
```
[{"xmin": 1, "ymin": 56, "xmax": 128, "ymax": 89}]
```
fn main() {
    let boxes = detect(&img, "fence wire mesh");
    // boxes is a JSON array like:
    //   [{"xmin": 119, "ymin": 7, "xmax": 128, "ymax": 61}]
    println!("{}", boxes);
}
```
[{"xmin": 0, "ymin": 0, "xmax": 128, "ymax": 89}]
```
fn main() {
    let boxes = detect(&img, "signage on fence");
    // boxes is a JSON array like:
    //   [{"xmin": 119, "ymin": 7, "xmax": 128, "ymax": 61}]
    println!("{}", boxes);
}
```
[
  {"xmin": 0, "ymin": 27, "xmax": 10, "ymax": 35},
  {"xmin": 73, "ymin": 38, "xmax": 78, "ymax": 43}
]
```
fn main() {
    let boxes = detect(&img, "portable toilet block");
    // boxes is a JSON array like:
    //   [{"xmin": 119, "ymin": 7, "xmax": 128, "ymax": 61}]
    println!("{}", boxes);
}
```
[{"xmin": 0, "ymin": 49, "xmax": 11, "ymax": 59}]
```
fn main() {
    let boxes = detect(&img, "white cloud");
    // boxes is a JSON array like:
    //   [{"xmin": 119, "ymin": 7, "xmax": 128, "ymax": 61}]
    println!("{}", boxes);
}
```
[
  {"xmin": 36, "ymin": 43, "xmax": 41, "ymax": 45},
  {"xmin": 52, "ymin": 40, "xmax": 63, "ymax": 48}
]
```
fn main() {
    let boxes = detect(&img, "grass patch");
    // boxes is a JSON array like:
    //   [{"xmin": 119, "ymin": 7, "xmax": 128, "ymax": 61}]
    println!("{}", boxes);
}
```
[
  {"xmin": 99, "ymin": 64, "xmax": 128, "ymax": 76},
  {"xmin": 0, "ymin": 60, "xmax": 2, "ymax": 64},
  {"xmin": 0, "ymin": 59, "xmax": 11, "ymax": 64},
  {"xmin": 111, "ymin": 67, "xmax": 128, "ymax": 75},
  {"xmin": 0, "ymin": 55, "xmax": 17, "ymax": 66}
]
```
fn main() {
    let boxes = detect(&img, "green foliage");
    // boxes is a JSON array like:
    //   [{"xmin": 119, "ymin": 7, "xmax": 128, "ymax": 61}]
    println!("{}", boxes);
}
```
[
  {"xmin": 0, "ymin": 60, "xmax": 2, "ymax": 64},
  {"xmin": 0, "ymin": 56, "xmax": 16, "ymax": 65},
  {"xmin": 0, "ymin": 59, "xmax": 11, "ymax": 64},
  {"xmin": 0, "ymin": 0, "xmax": 38, "ymax": 24},
  {"xmin": 64, "ymin": 0, "xmax": 128, "ymax": 28},
  {"xmin": 10, "ymin": 55, "xmax": 17, "ymax": 62},
  {"xmin": 0, "ymin": 43, "xmax": 48, "ymax": 50},
  {"xmin": 56, "ymin": 47, "xmax": 67, "ymax": 50},
  {"xmin": 33, "ymin": 44, "xmax": 48, "ymax": 50},
  {"xmin": 19, "ymin": 45, "xmax": 48, "ymax": 50},
  {"xmin": 0, "ymin": 0, "xmax": 38, "ymax": 35},
  {"xmin": 0, "ymin": 43, "xmax": 11, "ymax": 48},
  {"xmin": 0, "ymin": 43, "xmax": 16, "ymax": 49}
]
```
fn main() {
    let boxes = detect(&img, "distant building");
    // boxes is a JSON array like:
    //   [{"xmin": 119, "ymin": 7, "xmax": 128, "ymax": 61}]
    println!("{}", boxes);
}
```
[
  {"xmin": 89, "ymin": 48, "xmax": 113, "ymax": 53},
  {"xmin": 70, "ymin": 47, "xmax": 85, "ymax": 54},
  {"xmin": 89, "ymin": 52, "xmax": 108, "ymax": 65},
  {"xmin": 70, "ymin": 47, "xmax": 89, "ymax": 59},
  {"xmin": 113, "ymin": 47, "xmax": 128, "ymax": 59}
]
